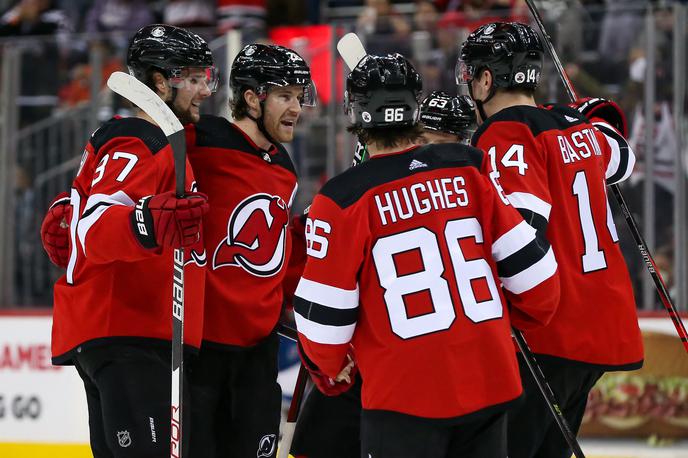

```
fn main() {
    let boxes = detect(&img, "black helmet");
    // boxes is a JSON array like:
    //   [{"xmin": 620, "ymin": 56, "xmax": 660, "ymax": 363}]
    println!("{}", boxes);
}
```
[
  {"xmin": 420, "ymin": 91, "xmax": 477, "ymax": 138},
  {"xmin": 127, "ymin": 24, "xmax": 218, "ymax": 91},
  {"xmin": 345, "ymin": 53, "xmax": 422, "ymax": 128},
  {"xmin": 457, "ymin": 22, "xmax": 544, "ymax": 90},
  {"xmin": 230, "ymin": 44, "xmax": 316, "ymax": 107}
]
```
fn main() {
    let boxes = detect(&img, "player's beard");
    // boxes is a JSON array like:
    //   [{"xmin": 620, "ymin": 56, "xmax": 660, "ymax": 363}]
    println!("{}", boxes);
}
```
[{"xmin": 167, "ymin": 101, "xmax": 198, "ymax": 125}]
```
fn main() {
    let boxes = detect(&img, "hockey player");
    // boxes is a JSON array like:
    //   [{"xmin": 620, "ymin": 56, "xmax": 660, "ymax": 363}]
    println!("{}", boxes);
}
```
[
  {"xmin": 294, "ymin": 52, "xmax": 560, "ymax": 458},
  {"xmin": 40, "ymin": 41, "xmax": 313, "ymax": 458},
  {"xmin": 418, "ymin": 91, "xmax": 477, "ymax": 145},
  {"xmin": 50, "ymin": 24, "xmax": 214, "ymax": 458},
  {"xmin": 458, "ymin": 22, "xmax": 643, "ymax": 458},
  {"xmin": 183, "ymin": 43, "xmax": 315, "ymax": 457},
  {"xmin": 289, "ymin": 89, "xmax": 479, "ymax": 458}
]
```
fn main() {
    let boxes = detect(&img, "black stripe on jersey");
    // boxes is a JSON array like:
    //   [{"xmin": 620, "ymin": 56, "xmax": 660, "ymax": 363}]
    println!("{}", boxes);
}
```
[
  {"xmin": 496, "ymin": 236, "xmax": 550, "ymax": 278},
  {"xmin": 294, "ymin": 296, "xmax": 358, "ymax": 327},
  {"xmin": 80, "ymin": 201, "xmax": 113, "ymax": 220},
  {"xmin": 90, "ymin": 117, "xmax": 168, "ymax": 155},
  {"xmin": 319, "ymin": 143, "xmax": 484, "ymax": 209},
  {"xmin": 472, "ymin": 105, "xmax": 588, "ymax": 147},
  {"xmin": 517, "ymin": 208, "xmax": 549, "ymax": 234},
  {"xmin": 596, "ymin": 123, "xmax": 630, "ymax": 184},
  {"xmin": 191, "ymin": 115, "xmax": 297, "ymax": 175}
]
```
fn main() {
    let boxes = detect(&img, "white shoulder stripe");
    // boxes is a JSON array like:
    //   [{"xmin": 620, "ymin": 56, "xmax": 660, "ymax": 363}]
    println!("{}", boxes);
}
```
[
  {"xmin": 77, "ymin": 191, "xmax": 135, "ymax": 256},
  {"xmin": 295, "ymin": 278, "xmax": 359, "ymax": 310},
  {"xmin": 295, "ymin": 312, "xmax": 356, "ymax": 345},
  {"xmin": 506, "ymin": 192, "xmax": 552, "ymax": 221},
  {"xmin": 500, "ymin": 247, "xmax": 557, "ymax": 294},
  {"xmin": 492, "ymin": 220, "xmax": 537, "ymax": 262}
]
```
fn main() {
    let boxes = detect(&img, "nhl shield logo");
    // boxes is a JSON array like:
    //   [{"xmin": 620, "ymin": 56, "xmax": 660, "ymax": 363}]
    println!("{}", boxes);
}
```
[
  {"xmin": 117, "ymin": 430, "xmax": 132, "ymax": 448},
  {"xmin": 213, "ymin": 193, "xmax": 289, "ymax": 277},
  {"xmin": 257, "ymin": 433, "xmax": 276, "ymax": 457}
]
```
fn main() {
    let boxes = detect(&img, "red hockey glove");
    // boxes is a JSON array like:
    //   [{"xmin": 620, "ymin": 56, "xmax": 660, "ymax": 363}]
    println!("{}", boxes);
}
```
[
  {"xmin": 131, "ymin": 191, "xmax": 209, "ymax": 250},
  {"xmin": 298, "ymin": 342, "xmax": 357, "ymax": 396},
  {"xmin": 572, "ymin": 97, "xmax": 628, "ymax": 137},
  {"xmin": 40, "ymin": 192, "xmax": 71, "ymax": 268}
]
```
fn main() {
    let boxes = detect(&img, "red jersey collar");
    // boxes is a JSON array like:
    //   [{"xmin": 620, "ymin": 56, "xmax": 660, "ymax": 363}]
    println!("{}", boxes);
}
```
[
  {"xmin": 369, "ymin": 144, "xmax": 421, "ymax": 160},
  {"xmin": 230, "ymin": 122, "xmax": 278, "ymax": 155}
]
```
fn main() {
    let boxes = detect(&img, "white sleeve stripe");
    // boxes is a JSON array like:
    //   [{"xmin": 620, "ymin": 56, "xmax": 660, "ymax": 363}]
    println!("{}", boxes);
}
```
[
  {"xmin": 295, "ymin": 312, "xmax": 355, "ymax": 345},
  {"xmin": 492, "ymin": 220, "xmax": 537, "ymax": 262},
  {"xmin": 66, "ymin": 189, "xmax": 81, "ymax": 284},
  {"xmin": 599, "ymin": 123, "xmax": 622, "ymax": 180},
  {"xmin": 595, "ymin": 121, "xmax": 635, "ymax": 184},
  {"xmin": 50, "ymin": 196, "xmax": 70, "ymax": 210},
  {"xmin": 295, "ymin": 278, "xmax": 359, "ymax": 310},
  {"xmin": 500, "ymin": 247, "xmax": 557, "ymax": 294},
  {"xmin": 77, "ymin": 191, "xmax": 135, "ymax": 256},
  {"xmin": 505, "ymin": 192, "xmax": 552, "ymax": 221}
]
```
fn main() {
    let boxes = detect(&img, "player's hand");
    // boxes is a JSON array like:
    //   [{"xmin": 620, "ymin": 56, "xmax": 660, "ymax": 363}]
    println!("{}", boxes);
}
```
[
  {"xmin": 40, "ymin": 192, "xmax": 71, "ymax": 268},
  {"xmin": 131, "ymin": 191, "xmax": 209, "ymax": 249},
  {"xmin": 572, "ymin": 97, "xmax": 628, "ymax": 137},
  {"xmin": 299, "ymin": 344, "xmax": 357, "ymax": 396}
]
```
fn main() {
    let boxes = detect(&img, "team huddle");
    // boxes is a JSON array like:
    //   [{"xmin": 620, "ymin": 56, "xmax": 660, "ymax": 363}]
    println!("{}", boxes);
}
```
[{"xmin": 40, "ymin": 20, "xmax": 642, "ymax": 458}]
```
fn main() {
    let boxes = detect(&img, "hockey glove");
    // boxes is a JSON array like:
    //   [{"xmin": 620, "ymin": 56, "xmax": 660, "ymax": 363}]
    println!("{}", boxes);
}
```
[
  {"xmin": 572, "ymin": 97, "xmax": 628, "ymax": 137},
  {"xmin": 40, "ymin": 192, "xmax": 71, "ymax": 268},
  {"xmin": 131, "ymin": 191, "xmax": 209, "ymax": 250},
  {"xmin": 298, "ymin": 341, "xmax": 358, "ymax": 396}
]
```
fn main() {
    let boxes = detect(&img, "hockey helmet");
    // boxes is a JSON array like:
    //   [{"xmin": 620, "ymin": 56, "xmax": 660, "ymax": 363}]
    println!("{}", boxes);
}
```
[
  {"xmin": 345, "ymin": 53, "xmax": 422, "ymax": 128},
  {"xmin": 457, "ymin": 22, "xmax": 544, "ymax": 90},
  {"xmin": 229, "ymin": 44, "xmax": 316, "ymax": 107},
  {"xmin": 127, "ymin": 24, "xmax": 218, "ymax": 92},
  {"xmin": 419, "ymin": 91, "xmax": 477, "ymax": 138}
]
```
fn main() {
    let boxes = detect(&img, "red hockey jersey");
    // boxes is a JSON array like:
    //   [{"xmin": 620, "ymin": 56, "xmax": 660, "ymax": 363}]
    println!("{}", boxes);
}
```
[
  {"xmin": 186, "ymin": 116, "xmax": 298, "ymax": 348},
  {"xmin": 295, "ymin": 144, "xmax": 560, "ymax": 419},
  {"xmin": 473, "ymin": 104, "xmax": 643, "ymax": 369},
  {"xmin": 52, "ymin": 117, "xmax": 206, "ymax": 364}
]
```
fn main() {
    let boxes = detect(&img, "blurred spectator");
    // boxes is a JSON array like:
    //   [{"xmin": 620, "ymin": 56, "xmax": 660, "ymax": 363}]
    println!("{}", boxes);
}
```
[
  {"xmin": 434, "ymin": 0, "xmax": 512, "ymax": 34},
  {"xmin": 14, "ymin": 164, "xmax": 40, "ymax": 305},
  {"xmin": 356, "ymin": 0, "xmax": 411, "ymax": 56},
  {"xmin": 267, "ymin": 0, "xmax": 306, "ymax": 27},
  {"xmin": 217, "ymin": 0, "xmax": 267, "ymax": 40},
  {"xmin": 84, "ymin": 0, "xmax": 155, "ymax": 34},
  {"xmin": 0, "ymin": 0, "xmax": 70, "ymax": 35},
  {"xmin": 414, "ymin": 0, "xmax": 439, "ymax": 32},
  {"xmin": 596, "ymin": 0, "xmax": 645, "ymax": 84},
  {"xmin": 57, "ymin": 47, "xmax": 123, "ymax": 108},
  {"xmin": 0, "ymin": 0, "xmax": 71, "ymax": 125},
  {"xmin": 163, "ymin": 0, "xmax": 215, "ymax": 28}
]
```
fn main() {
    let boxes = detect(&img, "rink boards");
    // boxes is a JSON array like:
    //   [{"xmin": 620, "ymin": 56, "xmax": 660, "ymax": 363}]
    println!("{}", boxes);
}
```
[{"xmin": 0, "ymin": 311, "xmax": 684, "ymax": 457}]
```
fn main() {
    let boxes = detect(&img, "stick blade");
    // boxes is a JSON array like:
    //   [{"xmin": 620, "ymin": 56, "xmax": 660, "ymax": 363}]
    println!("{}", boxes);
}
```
[
  {"xmin": 106, "ymin": 71, "xmax": 183, "ymax": 136},
  {"xmin": 337, "ymin": 33, "xmax": 367, "ymax": 71}
]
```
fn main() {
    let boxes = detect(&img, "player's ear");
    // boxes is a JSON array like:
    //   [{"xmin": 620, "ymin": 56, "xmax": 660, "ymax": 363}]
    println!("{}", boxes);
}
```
[
  {"xmin": 479, "ymin": 68, "xmax": 493, "ymax": 92},
  {"xmin": 244, "ymin": 89, "xmax": 261, "ymax": 116},
  {"xmin": 151, "ymin": 72, "xmax": 169, "ymax": 99}
]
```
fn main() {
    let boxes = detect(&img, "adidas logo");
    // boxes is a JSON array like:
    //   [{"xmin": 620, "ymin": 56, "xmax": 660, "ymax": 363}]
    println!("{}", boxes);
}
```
[
  {"xmin": 409, "ymin": 159, "xmax": 428, "ymax": 170},
  {"xmin": 565, "ymin": 115, "xmax": 578, "ymax": 123}
]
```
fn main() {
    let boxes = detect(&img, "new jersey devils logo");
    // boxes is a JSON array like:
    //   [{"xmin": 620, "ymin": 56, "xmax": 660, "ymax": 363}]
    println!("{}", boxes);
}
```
[{"xmin": 213, "ymin": 193, "xmax": 289, "ymax": 277}]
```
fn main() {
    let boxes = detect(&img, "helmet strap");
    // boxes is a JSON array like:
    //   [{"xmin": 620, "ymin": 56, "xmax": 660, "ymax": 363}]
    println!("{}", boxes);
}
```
[
  {"xmin": 246, "ymin": 100, "xmax": 279, "ymax": 148},
  {"xmin": 468, "ymin": 76, "xmax": 496, "ymax": 124}
]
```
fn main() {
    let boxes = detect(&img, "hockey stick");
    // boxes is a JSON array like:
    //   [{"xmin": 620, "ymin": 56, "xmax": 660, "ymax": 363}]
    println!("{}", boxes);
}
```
[
  {"xmin": 337, "ymin": 32, "xmax": 367, "ymax": 71},
  {"xmin": 107, "ymin": 71, "xmax": 188, "ymax": 458},
  {"xmin": 278, "ymin": 321, "xmax": 298, "ymax": 342},
  {"xmin": 338, "ymin": 34, "xmax": 370, "ymax": 168},
  {"xmin": 512, "ymin": 328, "xmax": 586, "ymax": 458},
  {"xmin": 524, "ymin": 0, "xmax": 688, "ymax": 354},
  {"xmin": 277, "ymin": 364, "xmax": 310, "ymax": 458}
]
